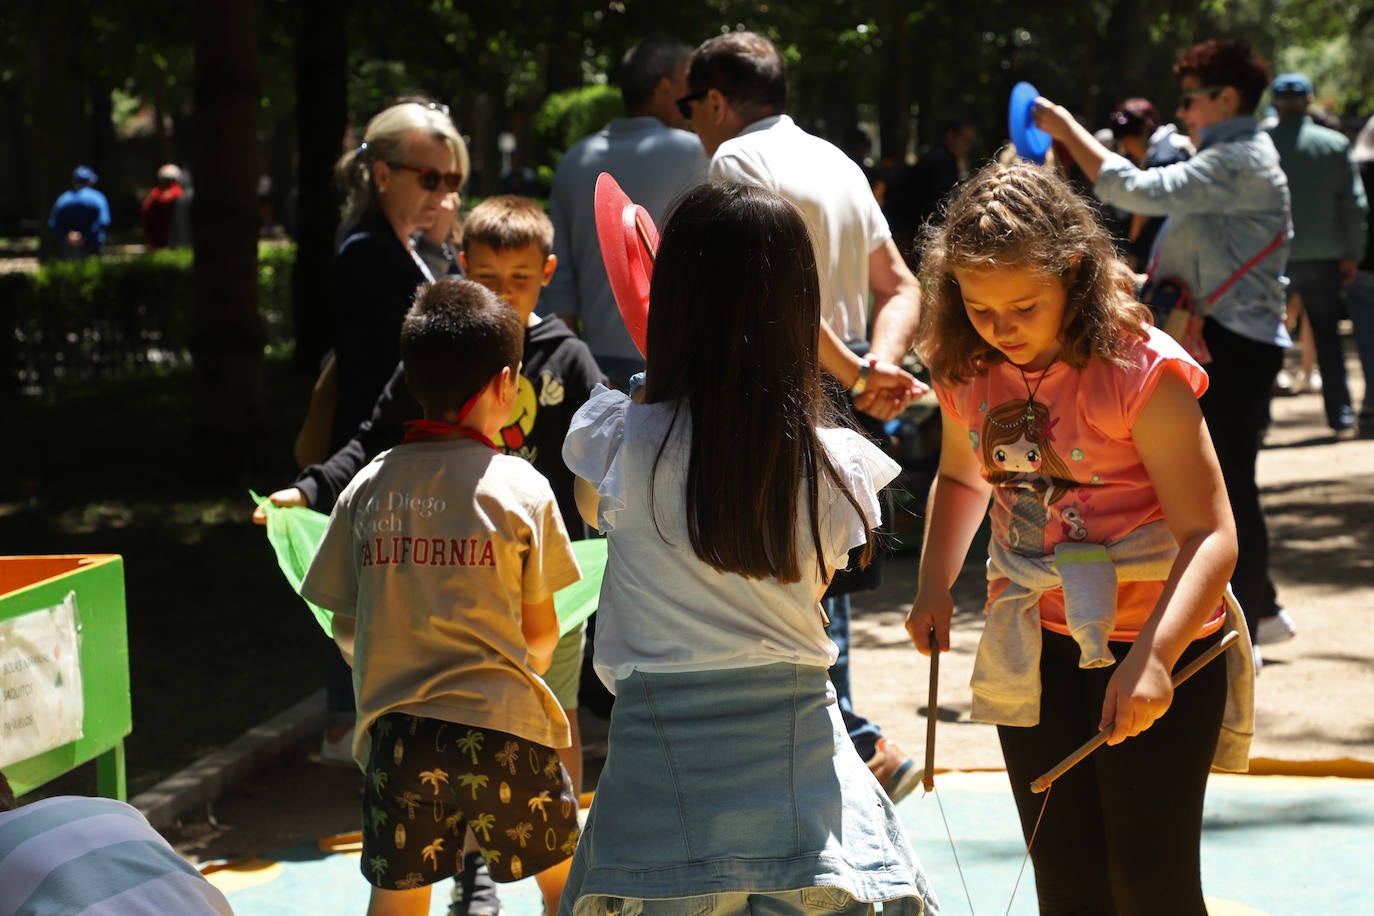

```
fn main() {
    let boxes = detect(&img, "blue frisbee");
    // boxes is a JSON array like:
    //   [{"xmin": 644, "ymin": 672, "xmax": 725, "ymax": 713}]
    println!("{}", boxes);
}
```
[{"xmin": 1008, "ymin": 81, "xmax": 1052, "ymax": 164}]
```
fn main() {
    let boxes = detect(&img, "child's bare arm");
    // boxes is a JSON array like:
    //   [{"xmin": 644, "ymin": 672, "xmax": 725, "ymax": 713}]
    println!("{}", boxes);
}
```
[
  {"xmin": 1106, "ymin": 371, "xmax": 1238, "ymax": 744},
  {"xmin": 573, "ymin": 476, "xmax": 600, "ymax": 532},
  {"xmin": 907, "ymin": 407, "xmax": 993, "ymax": 654},
  {"xmin": 522, "ymin": 596, "xmax": 560, "ymax": 674}
]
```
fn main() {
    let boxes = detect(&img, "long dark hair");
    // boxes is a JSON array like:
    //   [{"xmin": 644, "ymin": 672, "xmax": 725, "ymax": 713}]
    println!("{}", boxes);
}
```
[{"xmin": 644, "ymin": 182, "xmax": 873, "ymax": 583}]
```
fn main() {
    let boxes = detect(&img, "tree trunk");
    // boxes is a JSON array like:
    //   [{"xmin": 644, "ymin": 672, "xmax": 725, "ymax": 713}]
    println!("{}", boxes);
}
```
[
  {"xmin": 291, "ymin": 0, "xmax": 348, "ymax": 372},
  {"xmin": 191, "ymin": 0, "xmax": 264, "ymax": 479}
]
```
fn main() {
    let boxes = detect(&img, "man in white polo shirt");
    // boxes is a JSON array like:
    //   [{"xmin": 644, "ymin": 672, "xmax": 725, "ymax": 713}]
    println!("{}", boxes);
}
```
[{"xmin": 681, "ymin": 30, "xmax": 925, "ymax": 801}]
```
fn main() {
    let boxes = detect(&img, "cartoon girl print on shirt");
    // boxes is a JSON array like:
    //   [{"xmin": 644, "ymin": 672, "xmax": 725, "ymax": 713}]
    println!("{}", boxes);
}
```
[{"xmin": 981, "ymin": 397, "xmax": 1080, "ymax": 555}]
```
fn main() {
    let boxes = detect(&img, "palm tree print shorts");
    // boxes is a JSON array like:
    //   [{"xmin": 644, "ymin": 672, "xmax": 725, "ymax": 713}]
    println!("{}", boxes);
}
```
[{"xmin": 360, "ymin": 712, "xmax": 580, "ymax": 891}]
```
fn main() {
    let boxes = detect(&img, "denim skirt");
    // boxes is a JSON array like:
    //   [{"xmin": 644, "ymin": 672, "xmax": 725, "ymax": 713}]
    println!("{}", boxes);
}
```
[{"xmin": 560, "ymin": 663, "xmax": 939, "ymax": 915}]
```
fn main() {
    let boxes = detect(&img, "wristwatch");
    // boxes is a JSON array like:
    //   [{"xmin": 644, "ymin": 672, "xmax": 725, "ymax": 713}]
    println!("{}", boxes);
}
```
[{"xmin": 849, "ymin": 356, "xmax": 877, "ymax": 398}]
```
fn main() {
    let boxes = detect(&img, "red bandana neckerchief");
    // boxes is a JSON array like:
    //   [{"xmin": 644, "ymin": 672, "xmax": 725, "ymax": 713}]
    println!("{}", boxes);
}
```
[{"xmin": 402, "ymin": 391, "xmax": 500, "ymax": 451}]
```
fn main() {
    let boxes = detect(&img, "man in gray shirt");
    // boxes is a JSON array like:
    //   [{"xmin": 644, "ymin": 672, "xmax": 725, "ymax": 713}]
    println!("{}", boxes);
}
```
[{"xmin": 540, "ymin": 36, "xmax": 708, "ymax": 388}]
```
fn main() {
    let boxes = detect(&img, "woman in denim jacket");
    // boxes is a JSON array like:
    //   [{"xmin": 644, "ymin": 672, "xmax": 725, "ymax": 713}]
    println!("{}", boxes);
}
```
[{"xmin": 1032, "ymin": 38, "xmax": 1291, "ymax": 651}]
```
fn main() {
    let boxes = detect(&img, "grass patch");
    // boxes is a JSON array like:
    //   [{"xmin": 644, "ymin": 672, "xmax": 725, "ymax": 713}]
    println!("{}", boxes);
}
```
[{"xmin": 0, "ymin": 355, "xmax": 326, "ymax": 797}]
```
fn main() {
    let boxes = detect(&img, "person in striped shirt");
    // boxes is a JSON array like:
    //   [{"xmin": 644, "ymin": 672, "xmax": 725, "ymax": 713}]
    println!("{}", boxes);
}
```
[{"xmin": 0, "ymin": 770, "xmax": 233, "ymax": 915}]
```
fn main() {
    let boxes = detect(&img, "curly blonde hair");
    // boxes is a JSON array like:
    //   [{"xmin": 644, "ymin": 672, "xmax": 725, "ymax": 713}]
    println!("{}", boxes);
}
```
[{"xmin": 916, "ymin": 161, "xmax": 1148, "ymax": 387}]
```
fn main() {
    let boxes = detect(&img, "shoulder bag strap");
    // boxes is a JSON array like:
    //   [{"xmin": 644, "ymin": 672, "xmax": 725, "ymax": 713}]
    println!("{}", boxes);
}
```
[{"xmin": 1204, "ymin": 227, "xmax": 1289, "ymax": 306}]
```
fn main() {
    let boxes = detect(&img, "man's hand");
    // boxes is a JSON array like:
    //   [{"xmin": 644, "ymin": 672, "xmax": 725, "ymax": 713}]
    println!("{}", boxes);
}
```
[
  {"xmin": 251, "ymin": 487, "xmax": 307, "ymax": 524},
  {"xmin": 853, "ymin": 360, "xmax": 927, "ymax": 422}
]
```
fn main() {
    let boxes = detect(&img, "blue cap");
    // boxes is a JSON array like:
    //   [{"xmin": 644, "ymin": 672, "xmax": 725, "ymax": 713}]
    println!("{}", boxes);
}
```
[
  {"xmin": 1271, "ymin": 73, "xmax": 1312, "ymax": 97},
  {"xmin": 72, "ymin": 165, "xmax": 98, "ymax": 184}
]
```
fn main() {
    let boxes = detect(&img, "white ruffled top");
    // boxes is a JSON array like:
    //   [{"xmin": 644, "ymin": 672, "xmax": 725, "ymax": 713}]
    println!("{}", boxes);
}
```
[{"xmin": 562, "ymin": 385, "xmax": 900, "ymax": 690}]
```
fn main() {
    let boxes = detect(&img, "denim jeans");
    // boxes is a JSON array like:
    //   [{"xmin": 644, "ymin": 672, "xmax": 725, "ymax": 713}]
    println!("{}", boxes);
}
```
[
  {"xmin": 1288, "ymin": 260, "xmax": 1356, "ymax": 431},
  {"xmin": 574, "ymin": 888, "xmax": 887, "ymax": 915},
  {"xmin": 559, "ymin": 665, "xmax": 937, "ymax": 916},
  {"xmin": 824, "ymin": 593, "xmax": 883, "ymax": 760}
]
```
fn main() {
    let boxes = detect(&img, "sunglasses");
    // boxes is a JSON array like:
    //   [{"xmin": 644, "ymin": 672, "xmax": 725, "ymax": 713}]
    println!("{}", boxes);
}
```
[
  {"xmin": 674, "ymin": 89, "xmax": 708, "ymax": 121},
  {"xmin": 388, "ymin": 162, "xmax": 463, "ymax": 192},
  {"xmin": 1178, "ymin": 86, "xmax": 1224, "ymax": 111}
]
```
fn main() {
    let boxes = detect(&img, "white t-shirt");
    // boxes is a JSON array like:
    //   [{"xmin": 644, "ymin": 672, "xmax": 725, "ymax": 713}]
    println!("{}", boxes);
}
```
[
  {"xmin": 710, "ymin": 115, "xmax": 891, "ymax": 345},
  {"xmin": 562, "ymin": 386, "xmax": 900, "ymax": 690},
  {"xmin": 302, "ymin": 439, "xmax": 581, "ymax": 765}
]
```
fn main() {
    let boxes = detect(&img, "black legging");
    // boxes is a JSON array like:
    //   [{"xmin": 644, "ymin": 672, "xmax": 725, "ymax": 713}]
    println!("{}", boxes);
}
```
[
  {"xmin": 1198, "ymin": 317, "xmax": 1285, "ymax": 635},
  {"xmin": 997, "ymin": 628, "xmax": 1228, "ymax": 916}
]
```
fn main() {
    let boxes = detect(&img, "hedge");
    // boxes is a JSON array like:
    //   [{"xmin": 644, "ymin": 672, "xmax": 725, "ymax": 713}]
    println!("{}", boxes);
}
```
[
  {"xmin": 533, "ymin": 84, "xmax": 625, "ymax": 165},
  {"xmin": 0, "ymin": 244, "xmax": 295, "ymax": 397}
]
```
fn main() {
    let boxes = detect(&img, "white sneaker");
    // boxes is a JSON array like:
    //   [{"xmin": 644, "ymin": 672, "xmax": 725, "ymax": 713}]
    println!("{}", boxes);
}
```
[
  {"xmin": 1252, "ymin": 643, "xmax": 1263, "ymax": 673},
  {"xmin": 1255, "ymin": 609, "xmax": 1297, "ymax": 646}
]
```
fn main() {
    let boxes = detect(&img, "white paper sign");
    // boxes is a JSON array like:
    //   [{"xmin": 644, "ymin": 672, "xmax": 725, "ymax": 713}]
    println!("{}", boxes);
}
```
[{"xmin": 0, "ymin": 592, "xmax": 84, "ymax": 767}]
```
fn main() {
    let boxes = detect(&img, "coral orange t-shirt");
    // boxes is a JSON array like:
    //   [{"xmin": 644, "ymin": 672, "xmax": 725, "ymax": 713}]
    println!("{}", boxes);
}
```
[{"xmin": 937, "ymin": 325, "xmax": 1222, "ymax": 640}]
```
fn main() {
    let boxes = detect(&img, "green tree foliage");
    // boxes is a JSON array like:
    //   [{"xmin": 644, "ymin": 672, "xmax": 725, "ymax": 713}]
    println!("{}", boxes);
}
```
[
  {"xmin": 533, "ymin": 86, "xmax": 624, "ymax": 164},
  {"xmin": 7, "ymin": 1, "xmax": 1373, "ymax": 432},
  {"xmin": 0, "ymin": 0, "xmax": 190, "ymax": 247}
]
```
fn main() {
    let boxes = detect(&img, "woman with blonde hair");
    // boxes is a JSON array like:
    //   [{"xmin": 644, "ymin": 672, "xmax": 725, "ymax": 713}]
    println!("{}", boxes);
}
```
[
  {"xmin": 330, "ymin": 99, "xmax": 467, "ymax": 449},
  {"xmin": 317, "ymin": 98, "xmax": 468, "ymax": 771}
]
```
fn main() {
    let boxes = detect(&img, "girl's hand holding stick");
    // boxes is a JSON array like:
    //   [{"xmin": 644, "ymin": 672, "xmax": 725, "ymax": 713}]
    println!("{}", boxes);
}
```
[{"xmin": 1030, "ymin": 630, "xmax": 1240, "ymax": 793}]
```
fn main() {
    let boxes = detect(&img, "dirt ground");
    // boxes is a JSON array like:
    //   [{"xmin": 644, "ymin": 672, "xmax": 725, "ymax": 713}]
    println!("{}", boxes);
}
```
[{"xmin": 164, "ymin": 348, "xmax": 1374, "ymax": 865}]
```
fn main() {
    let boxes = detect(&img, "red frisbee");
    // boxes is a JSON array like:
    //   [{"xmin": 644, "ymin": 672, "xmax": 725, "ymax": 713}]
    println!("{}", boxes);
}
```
[{"xmin": 593, "ymin": 172, "xmax": 658, "ymax": 357}]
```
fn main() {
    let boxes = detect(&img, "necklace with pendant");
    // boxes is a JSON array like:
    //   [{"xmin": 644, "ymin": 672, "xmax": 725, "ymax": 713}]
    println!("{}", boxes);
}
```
[{"xmin": 1017, "ymin": 356, "xmax": 1057, "ymax": 438}]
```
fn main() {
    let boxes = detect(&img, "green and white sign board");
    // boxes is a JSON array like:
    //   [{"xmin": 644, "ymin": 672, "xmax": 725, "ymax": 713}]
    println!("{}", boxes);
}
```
[{"xmin": 0, "ymin": 556, "xmax": 130, "ymax": 800}]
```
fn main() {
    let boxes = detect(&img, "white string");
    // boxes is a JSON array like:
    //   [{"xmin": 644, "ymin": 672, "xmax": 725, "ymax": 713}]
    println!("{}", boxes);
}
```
[
  {"xmin": 1004, "ymin": 783, "xmax": 1052, "ymax": 915},
  {"xmin": 930, "ymin": 785, "xmax": 976, "ymax": 916}
]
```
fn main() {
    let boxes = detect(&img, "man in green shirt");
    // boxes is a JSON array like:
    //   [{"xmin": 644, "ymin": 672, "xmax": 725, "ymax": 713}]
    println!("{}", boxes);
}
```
[{"xmin": 1265, "ymin": 72, "xmax": 1369, "ymax": 439}]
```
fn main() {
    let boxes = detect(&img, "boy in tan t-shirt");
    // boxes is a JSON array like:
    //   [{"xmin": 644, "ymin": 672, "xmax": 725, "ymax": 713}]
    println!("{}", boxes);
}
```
[{"xmin": 302, "ymin": 278, "xmax": 581, "ymax": 916}]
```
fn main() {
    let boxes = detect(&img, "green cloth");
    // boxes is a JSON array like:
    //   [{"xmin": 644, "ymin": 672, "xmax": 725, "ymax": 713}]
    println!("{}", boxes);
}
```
[
  {"xmin": 251, "ymin": 491, "xmax": 335, "ymax": 636},
  {"xmin": 251, "ymin": 491, "xmax": 604, "ymax": 638},
  {"xmin": 556, "ymin": 538, "xmax": 607, "ymax": 634}
]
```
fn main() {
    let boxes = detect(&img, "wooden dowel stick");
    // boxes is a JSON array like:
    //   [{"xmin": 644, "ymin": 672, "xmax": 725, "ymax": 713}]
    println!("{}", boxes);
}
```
[
  {"xmin": 634, "ymin": 214, "xmax": 656, "ymax": 262},
  {"xmin": 1029, "ymin": 629, "xmax": 1240, "ymax": 794},
  {"xmin": 924, "ymin": 626, "xmax": 938, "ymax": 792}
]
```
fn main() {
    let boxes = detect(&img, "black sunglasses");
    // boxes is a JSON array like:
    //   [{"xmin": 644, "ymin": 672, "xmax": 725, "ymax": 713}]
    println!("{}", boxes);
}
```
[
  {"xmin": 674, "ymin": 89, "xmax": 708, "ymax": 121},
  {"xmin": 1178, "ymin": 86, "xmax": 1223, "ymax": 111},
  {"xmin": 388, "ymin": 162, "xmax": 463, "ymax": 192}
]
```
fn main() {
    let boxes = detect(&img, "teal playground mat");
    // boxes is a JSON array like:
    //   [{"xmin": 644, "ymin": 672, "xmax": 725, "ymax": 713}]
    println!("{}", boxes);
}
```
[{"xmin": 205, "ymin": 772, "xmax": 1374, "ymax": 915}]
